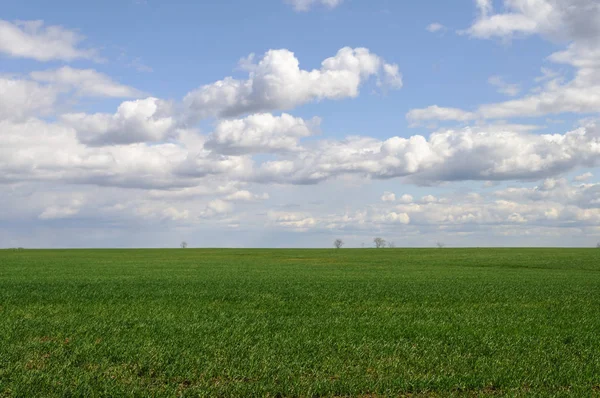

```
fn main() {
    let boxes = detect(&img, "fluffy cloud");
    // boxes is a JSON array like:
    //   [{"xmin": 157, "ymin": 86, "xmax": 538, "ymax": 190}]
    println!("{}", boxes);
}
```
[
  {"xmin": 205, "ymin": 113, "xmax": 320, "ymax": 154},
  {"xmin": 3, "ymin": 114, "xmax": 599, "ymax": 191},
  {"xmin": 0, "ymin": 118, "xmax": 250, "ymax": 189},
  {"xmin": 285, "ymin": 0, "xmax": 343, "ymax": 12},
  {"xmin": 224, "ymin": 190, "xmax": 269, "ymax": 202},
  {"xmin": 0, "ymin": 78, "xmax": 57, "ymax": 121},
  {"xmin": 62, "ymin": 98, "xmax": 176, "ymax": 146},
  {"xmin": 200, "ymin": 199, "xmax": 234, "ymax": 218},
  {"xmin": 1, "ymin": 70, "xmax": 139, "ymax": 122},
  {"xmin": 381, "ymin": 192, "xmax": 396, "ymax": 202},
  {"xmin": 0, "ymin": 19, "xmax": 97, "ymax": 61},
  {"xmin": 268, "ymin": 211, "xmax": 317, "ymax": 230},
  {"xmin": 255, "ymin": 123, "xmax": 600, "ymax": 184},
  {"xmin": 30, "ymin": 66, "xmax": 141, "ymax": 98},
  {"xmin": 183, "ymin": 47, "xmax": 402, "ymax": 121}
]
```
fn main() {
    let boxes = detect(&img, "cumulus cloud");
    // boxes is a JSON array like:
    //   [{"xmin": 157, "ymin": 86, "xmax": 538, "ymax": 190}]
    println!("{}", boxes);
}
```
[
  {"xmin": 183, "ymin": 47, "xmax": 402, "ymax": 121},
  {"xmin": 381, "ymin": 192, "xmax": 396, "ymax": 202},
  {"xmin": 398, "ymin": 194, "xmax": 414, "ymax": 204},
  {"xmin": 30, "ymin": 66, "xmax": 141, "ymax": 98},
  {"xmin": 62, "ymin": 98, "xmax": 176, "ymax": 146},
  {"xmin": 224, "ymin": 190, "xmax": 269, "ymax": 202},
  {"xmin": 205, "ymin": 113, "xmax": 320, "ymax": 154},
  {"xmin": 200, "ymin": 199, "xmax": 234, "ymax": 218},
  {"xmin": 255, "ymin": 123, "xmax": 600, "ymax": 184},
  {"xmin": 0, "ymin": 118, "xmax": 250, "ymax": 190},
  {"xmin": 268, "ymin": 211, "xmax": 317, "ymax": 230},
  {"xmin": 285, "ymin": 0, "xmax": 343, "ymax": 12},
  {"xmin": 3, "ymin": 114, "xmax": 600, "ymax": 191},
  {"xmin": 0, "ymin": 19, "xmax": 97, "ymax": 61},
  {"xmin": 0, "ymin": 70, "xmax": 140, "ymax": 123},
  {"xmin": 0, "ymin": 77, "xmax": 57, "ymax": 121}
]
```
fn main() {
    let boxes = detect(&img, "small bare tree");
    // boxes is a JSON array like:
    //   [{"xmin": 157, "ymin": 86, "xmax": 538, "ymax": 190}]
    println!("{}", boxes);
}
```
[
  {"xmin": 334, "ymin": 239, "xmax": 344, "ymax": 249},
  {"xmin": 180, "ymin": 241, "xmax": 188, "ymax": 249},
  {"xmin": 374, "ymin": 237, "xmax": 386, "ymax": 248},
  {"xmin": 436, "ymin": 241, "xmax": 446, "ymax": 248},
  {"xmin": 388, "ymin": 241, "xmax": 396, "ymax": 248},
  {"xmin": 597, "ymin": 242, "xmax": 600, "ymax": 248}
]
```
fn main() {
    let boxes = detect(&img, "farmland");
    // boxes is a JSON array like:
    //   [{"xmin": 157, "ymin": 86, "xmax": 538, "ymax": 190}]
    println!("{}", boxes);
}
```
[{"xmin": 1, "ymin": 248, "xmax": 599, "ymax": 397}]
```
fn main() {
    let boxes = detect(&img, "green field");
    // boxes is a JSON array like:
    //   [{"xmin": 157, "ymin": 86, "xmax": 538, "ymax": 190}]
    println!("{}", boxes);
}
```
[{"xmin": 1, "ymin": 249, "xmax": 599, "ymax": 397}]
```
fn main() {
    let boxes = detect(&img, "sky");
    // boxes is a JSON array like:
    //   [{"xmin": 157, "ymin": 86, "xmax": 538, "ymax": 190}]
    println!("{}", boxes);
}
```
[{"xmin": 1, "ymin": 0, "xmax": 599, "ymax": 248}]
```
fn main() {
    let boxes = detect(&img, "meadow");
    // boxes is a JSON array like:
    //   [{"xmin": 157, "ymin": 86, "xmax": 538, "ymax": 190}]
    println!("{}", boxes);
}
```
[{"xmin": 0, "ymin": 248, "xmax": 599, "ymax": 397}]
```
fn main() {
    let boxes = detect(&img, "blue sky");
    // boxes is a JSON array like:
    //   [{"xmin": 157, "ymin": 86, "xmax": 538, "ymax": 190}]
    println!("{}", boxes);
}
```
[{"xmin": 1, "ymin": 0, "xmax": 599, "ymax": 248}]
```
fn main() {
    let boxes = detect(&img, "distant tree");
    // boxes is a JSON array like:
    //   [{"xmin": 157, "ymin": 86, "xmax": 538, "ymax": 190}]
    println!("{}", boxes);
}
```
[
  {"xmin": 334, "ymin": 239, "xmax": 344, "ymax": 249},
  {"xmin": 374, "ymin": 237, "xmax": 386, "ymax": 248},
  {"xmin": 436, "ymin": 241, "xmax": 446, "ymax": 248},
  {"xmin": 597, "ymin": 242, "xmax": 600, "ymax": 248},
  {"xmin": 388, "ymin": 242, "xmax": 396, "ymax": 248},
  {"xmin": 180, "ymin": 241, "xmax": 188, "ymax": 249}
]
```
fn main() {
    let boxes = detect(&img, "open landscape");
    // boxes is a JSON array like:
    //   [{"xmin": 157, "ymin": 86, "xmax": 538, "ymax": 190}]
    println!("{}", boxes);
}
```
[{"xmin": 1, "ymin": 248, "xmax": 599, "ymax": 397}]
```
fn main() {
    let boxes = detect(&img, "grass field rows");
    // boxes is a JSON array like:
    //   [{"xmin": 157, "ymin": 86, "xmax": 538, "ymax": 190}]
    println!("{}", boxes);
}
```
[{"xmin": 1, "ymin": 249, "xmax": 599, "ymax": 397}]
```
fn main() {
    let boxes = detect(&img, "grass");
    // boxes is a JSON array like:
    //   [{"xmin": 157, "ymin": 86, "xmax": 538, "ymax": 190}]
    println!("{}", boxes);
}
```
[{"xmin": 0, "ymin": 248, "xmax": 599, "ymax": 397}]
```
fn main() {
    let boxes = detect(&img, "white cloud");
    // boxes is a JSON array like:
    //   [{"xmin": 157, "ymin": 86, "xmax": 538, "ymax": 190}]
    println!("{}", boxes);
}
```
[
  {"xmin": 398, "ymin": 194, "xmax": 414, "ymax": 204},
  {"xmin": 184, "ymin": 47, "xmax": 401, "ymax": 121},
  {"xmin": 30, "ymin": 67, "xmax": 141, "ymax": 98},
  {"xmin": 0, "ymin": 19, "xmax": 97, "ymax": 61},
  {"xmin": 62, "ymin": 97, "xmax": 176, "ymax": 146},
  {"xmin": 426, "ymin": 23, "xmax": 446, "ymax": 33},
  {"xmin": 0, "ymin": 69, "xmax": 140, "ymax": 123},
  {"xmin": 381, "ymin": 192, "xmax": 396, "ymax": 202},
  {"xmin": 475, "ymin": 0, "xmax": 493, "ymax": 18},
  {"xmin": 3, "ymin": 114, "xmax": 600, "ymax": 192},
  {"xmin": 463, "ymin": 0, "xmax": 600, "ymax": 44},
  {"xmin": 268, "ymin": 211, "xmax": 317, "ymax": 230},
  {"xmin": 205, "ymin": 113, "xmax": 320, "ymax": 154},
  {"xmin": 0, "ymin": 118, "xmax": 249, "ymax": 190},
  {"xmin": 421, "ymin": 195, "xmax": 437, "ymax": 204},
  {"xmin": 224, "ymin": 190, "xmax": 269, "ymax": 202},
  {"xmin": 285, "ymin": 0, "xmax": 343, "ymax": 12},
  {"xmin": 383, "ymin": 212, "xmax": 411, "ymax": 224},
  {"xmin": 266, "ymin": 179, "xmax": 600, "ymax": 237},
  {"xmin": 0, "ymin": 77, "xmax": 57, "ymax": 121},
  {"xmin": 488, "ymin": 75, "xmax": 521, "ymax": 96},
  {"xmin": 406, "ymin": 105, "xmax": 476, "ymax": 125},
  {"xmin": 255, "ymin": 123, "xmax": 600, "ymax": 184},
  {"xmin": 200, "ymin": 199, "xmax": 234, "ymax": 218}
]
